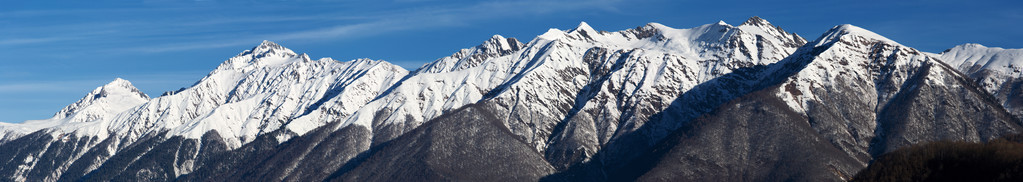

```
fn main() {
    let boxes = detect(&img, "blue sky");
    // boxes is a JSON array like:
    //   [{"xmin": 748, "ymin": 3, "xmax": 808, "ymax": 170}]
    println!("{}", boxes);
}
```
[{"xmin": 1, "ymin": 0, "xmax": 1021, "ymax": 123}]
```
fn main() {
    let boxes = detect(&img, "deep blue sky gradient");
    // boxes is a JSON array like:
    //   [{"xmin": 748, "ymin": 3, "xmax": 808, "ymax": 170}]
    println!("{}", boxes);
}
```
[{"xmin": 1, "ymin": 0, "xmax": 1021, "ymax": 122}]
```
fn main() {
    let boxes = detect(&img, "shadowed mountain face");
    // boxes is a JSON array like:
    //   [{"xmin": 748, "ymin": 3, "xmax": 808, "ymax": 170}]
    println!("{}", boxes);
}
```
[
  {"xmin": 547, "ymin": 24, "xmax": 1023, "ymax": 181},
  {"xmin": 626, "ymin": 26, "xmax": 1020, "ymax": 181},
  {"xmin": 851, "ymin": 133, "xmax": 1023, "ymax": 182},
  {"xmin": 334, "ymin": 102, "xmax": 556, "ymax": 181},
  {"xmin": 0, "ymin": 17, "xmax": 1021, "ymax": 182}
]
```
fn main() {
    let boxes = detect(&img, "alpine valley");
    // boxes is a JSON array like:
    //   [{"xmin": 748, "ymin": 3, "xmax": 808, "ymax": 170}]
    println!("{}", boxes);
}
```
[{"xmin": 1, "ymin": 17, "xmax": 1021, "ymax": 181}]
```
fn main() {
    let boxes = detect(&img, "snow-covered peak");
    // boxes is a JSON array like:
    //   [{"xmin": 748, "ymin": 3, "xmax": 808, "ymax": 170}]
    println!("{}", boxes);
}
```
[
  {"xmin": 569, "ymin": 21, "xmax": 597, "ymax": 35},
  {"xmin": 740, "ymin": 16, "xmax": 770, "ymax": 26},
  {"xmin": 251, "ymin": 40, "xmax": 295, "ymax": 56},
  {"xmin": 480, "ymin": 35, "xmax": 522, "ymax": 54},
  {"xmin": 942, "ymin": 43, "xmax": 1006, "ymax": 55},
  {"xmin": 940, "ymin": 43, "xmax": 1023, "ymax": 74},
  {"xmin": 538, "ymin": 28, "xmax": 567, "ymax": 40},
  {"xmin": 0, "ymin": 78, "xmax": 150, "ymax": 139},
  {"xmin": 218, "ymin": 41, "xmax": 307, "ymax": 71},
  {"xmin": 736, "ymin": 16, "xmax": 779, "ymax": 33},
  {"xmin": 815, "ymin": 24, "xmax": 898, "ymax": 47},
  {"xmin": 642, "ymin": 22, "xmax": 670, "ymax": 30},
  {"xmin": 950, "ymin": 43, "xmax": 989, "ymax": 50},
  {"xmin": 418, "ymin": 35, "xmax": 524, "ymax": 73},
  {"xmin": 716, "ymin": 20, "xmax": 729, "ymax": 26},
  {"xmin": 53, "ymin": 78, "xmax": 150, "ymax": 122}
]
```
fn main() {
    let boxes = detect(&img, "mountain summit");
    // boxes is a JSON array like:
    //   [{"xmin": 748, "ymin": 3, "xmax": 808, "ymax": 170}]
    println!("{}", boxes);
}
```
[{"xmin": 54, "ymin": 78, "xmax": 149, "ymax": 122}]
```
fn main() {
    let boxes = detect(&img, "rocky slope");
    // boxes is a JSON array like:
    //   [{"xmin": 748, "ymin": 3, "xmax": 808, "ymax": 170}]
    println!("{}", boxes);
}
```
[
  {"xmin": 625, "ymin": 24, "xmax": 1021, "ymax": 181},
  {"xmin": 938, "ymin": 44, "xmax": 1023, "ymax": 119}
]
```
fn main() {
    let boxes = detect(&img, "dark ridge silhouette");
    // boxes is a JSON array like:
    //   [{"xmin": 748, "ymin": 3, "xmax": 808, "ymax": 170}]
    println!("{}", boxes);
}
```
[{"xmin": 852, "ymin": 133, "xmax": 1023, "ymax": 182}]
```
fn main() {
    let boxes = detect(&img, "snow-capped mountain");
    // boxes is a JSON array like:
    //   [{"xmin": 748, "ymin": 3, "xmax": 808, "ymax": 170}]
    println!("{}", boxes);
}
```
[
  {"xmin": 53, "ymin": 78, "xmax": 151, "ymax": 123},
  {"xmin": 0, "ymin": 78, "xmax": 149, "ymax": 144},
  {"xmin": 0, "ymin": 41, "xmax": 407, "ymax": 181},
  {"xmin": 0, "ymin": 17, "xmax": 1019, "ymax": 182},
  {"xmin": 623, "ymin": 24, "xmax": 1020, "ymax": 181},
  {"xmin": 106, "ymin": 40, "xmax": 407, "ymax": 147},
  {"xmin": 938, "ymin": 44, "xmax": 1023, "ymax": 119},
  {"xmin": 344, "ymin": 16, "xmax": 805, "ymax": 154}
]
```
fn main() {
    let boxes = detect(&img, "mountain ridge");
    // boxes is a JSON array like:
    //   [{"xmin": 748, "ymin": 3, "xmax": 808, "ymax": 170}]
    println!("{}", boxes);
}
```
[{"xmin": 0, "ymin": 17, "xmax": 1020, "ymax": 182}]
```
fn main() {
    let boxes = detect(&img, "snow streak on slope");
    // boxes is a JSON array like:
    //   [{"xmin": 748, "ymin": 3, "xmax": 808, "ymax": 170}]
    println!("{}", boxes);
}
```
[{"xmin": 938, "ymin": 44, "xmax": 1023, "ymax": 118}]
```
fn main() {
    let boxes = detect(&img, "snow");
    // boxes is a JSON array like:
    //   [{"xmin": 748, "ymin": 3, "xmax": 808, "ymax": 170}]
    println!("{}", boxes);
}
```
[
  {"xmin": 5, "ymin": 17, "xmax": 1008, "ymax": 181},
  {"xmin": 0, "ymin": 18, "xmax": 813, "ymax": 180},
  {"xmin": 0, "ymin": 78, "xmax": 150, "ymax": 140},
  {"xmin": 0, "ymin": 40, "xmax": 410, "ymax": 154},
  {"xmin": 772, "ymin": 22, "xmax": 950, "ymax": 121},
  {"xmin": 538, "ymin": 28, "xmax": 566, "ymax": 40},
  {"xmin": 816, "ymin": 24, "xmax": 899, "ymax": 47},
  {"xmin": 327, "ymin": 17, "xmax": 807, "ymax": 153},
  {"xmin": 940, "ymin": 43, "xmax": 1023, "ymax": 75},
  {"xmin": 937, "ymin": 43, "xmax": 1023, "ymax": 118},
  {"xmin": 569, "ymin": 21, "xmax": 596, "ymax": 35}
]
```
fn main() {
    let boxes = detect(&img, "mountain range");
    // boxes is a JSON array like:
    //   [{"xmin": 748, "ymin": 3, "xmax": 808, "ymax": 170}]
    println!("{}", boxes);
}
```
[{"xmin": 0, "ymin": 16, "xmax": 1021, "ymax": 181}]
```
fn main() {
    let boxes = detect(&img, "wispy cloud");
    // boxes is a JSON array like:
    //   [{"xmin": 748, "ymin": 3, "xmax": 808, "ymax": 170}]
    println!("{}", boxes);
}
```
[
  {"xmin": 0, "ymin": 0, "xmax": 625, "ymax": 54},
  {"xmin": 0, "ymin": 37, "xmax": 77, "ymax": 46},
  {"xmin": 0, "ymin": 81, "xmax": 104, "ymax": 93},
  {"xmin": 0, "ymin": 71, "xmax": 207, "ymax": 99}
]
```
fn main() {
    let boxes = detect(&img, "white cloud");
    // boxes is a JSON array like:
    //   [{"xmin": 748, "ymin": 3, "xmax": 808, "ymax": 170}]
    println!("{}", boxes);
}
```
[
  {"xmin": 0, "ymin": 81, "xmax": 102, "ymax": 93},
  {"xmin": 1, "ymin": 0, "xmax": 625, "ymax": 53},
  {"xmin": 0, "ymin": 37, "xmax": 76, "ymax": 46}
]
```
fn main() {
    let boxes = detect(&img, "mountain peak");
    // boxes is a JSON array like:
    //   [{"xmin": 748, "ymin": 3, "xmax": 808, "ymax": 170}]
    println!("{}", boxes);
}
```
[
  {"xmin": 251, "ymin": 40, "xmax": 293, "ymax": 55},
  {"xmin": 484, "ymin": 34, "xmax": 509, "ymax": 46},
  {"xmin": 740, "ymin": 16, "xmax": 771, "ymax": 26},
  {"xmin": 957, "ymin": 43, "xmax": 989, "ymax": 49},
  {"xmin": 942, "ymin": 43, "xmax": 988, "ymax": 53},
  {"xmin": 644, "ymin": 22, "xmax": 668, "ymax": 29},
  {"xmin": 53, "ymin": 78, "xmax": 150, "ymax": 121},
  {"xmin": 480, "ymin": 34, "xmax": 522, "ymax": 53},
  {"xmin": 816, "ymin": 24, "xmax": 897, "ymax": 46},
  {"xmin": 97, "ymin": 78, "xmax": 148, "ymax": 99},
  {"xmin": 570, "ymin": 21, "xmax": 596, "ymax": 34},
  {"xmin": 259, "ymin": 40, "xmax": 278, "ymax": 46},
  {"xmin": 419, "ymin": 34, "xmax": 524, "ymax": 73},
  {"xmin": 104, "ymin": 78, "xmax": 133, "ymax": 89},
  {"xmin": 220, "ymin": 41, "xmax": 303, "ymax": 70}
]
